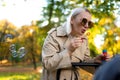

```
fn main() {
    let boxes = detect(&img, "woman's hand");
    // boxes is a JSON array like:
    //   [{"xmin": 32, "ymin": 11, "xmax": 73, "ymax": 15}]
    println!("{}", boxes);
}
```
[
  {"xmin": 94, "ymin": 54, "xmax": 111, "ymax": 64},
  {"xmin": 68, "ymin": 36, "xmax": 84, "ymax": 56}
]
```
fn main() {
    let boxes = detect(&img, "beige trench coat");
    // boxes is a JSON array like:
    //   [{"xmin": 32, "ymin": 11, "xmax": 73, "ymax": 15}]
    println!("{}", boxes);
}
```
[{"xmin": 41, "ymin": 23, "xmax": 93, "ymax": 80}]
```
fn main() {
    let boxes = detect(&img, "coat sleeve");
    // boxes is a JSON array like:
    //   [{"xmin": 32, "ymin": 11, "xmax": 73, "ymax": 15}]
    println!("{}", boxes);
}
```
[{"xmin": 42, "ymin": 33, "xmax": 72, "ymax": 71}]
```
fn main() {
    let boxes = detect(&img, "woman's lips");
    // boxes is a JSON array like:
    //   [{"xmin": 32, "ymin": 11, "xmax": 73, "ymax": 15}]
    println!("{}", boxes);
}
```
[{"xmin": 81, "ymin": 29, "xmax": 86, "ymax": 33}]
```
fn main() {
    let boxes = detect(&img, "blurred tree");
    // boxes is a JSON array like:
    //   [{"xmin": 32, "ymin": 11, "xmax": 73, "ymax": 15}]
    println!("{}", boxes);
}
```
[
  {"xmin": 17, "ymin": 24, "xmax": 41, "ymax": 69},
  {"xmin": 0, "ymin": 20, "xmax": 17, "ymax": 42},
  {"xmin": 0, "ymin": 20, "xmax": 18, "ymax": 61}
]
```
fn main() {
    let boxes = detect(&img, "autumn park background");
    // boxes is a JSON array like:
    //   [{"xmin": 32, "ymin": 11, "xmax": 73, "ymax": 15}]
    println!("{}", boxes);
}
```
[{"xmin": 0, "ymin": 0, "xmax": 120, "ymax": 80}]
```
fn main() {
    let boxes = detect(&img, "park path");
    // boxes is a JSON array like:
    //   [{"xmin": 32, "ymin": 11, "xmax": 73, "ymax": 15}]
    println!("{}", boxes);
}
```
[
  {"xmin": 0, "ymin": 67, "xmax": 34, "ymax": 72},
  {"xmin": 0, "ymin": 67, "xmax": 42, "ymax": 73}
]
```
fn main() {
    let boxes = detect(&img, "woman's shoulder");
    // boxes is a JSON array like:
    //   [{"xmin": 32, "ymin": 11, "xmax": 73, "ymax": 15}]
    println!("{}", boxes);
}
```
[{"xmin": 47, "ymin": 27, "xmax": 57, "ymax": 35}]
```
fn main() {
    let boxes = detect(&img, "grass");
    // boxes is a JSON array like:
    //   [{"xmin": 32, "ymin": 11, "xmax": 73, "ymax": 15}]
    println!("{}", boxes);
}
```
[{"xmin": 0, "ymin": 72, "xmax": 41, "ymax": 80}]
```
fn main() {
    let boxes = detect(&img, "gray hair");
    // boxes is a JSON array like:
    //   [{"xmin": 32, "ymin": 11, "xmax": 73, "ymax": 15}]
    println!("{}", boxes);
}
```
[{"xmin": 66, "ymin": 7, "xmax": 90, "ymax": 35}]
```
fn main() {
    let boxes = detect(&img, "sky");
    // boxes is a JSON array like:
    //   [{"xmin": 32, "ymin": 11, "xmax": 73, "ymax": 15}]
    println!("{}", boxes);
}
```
[{"xmin": 0, "ymin": 0, "xmax": 47, "ymax": 28}]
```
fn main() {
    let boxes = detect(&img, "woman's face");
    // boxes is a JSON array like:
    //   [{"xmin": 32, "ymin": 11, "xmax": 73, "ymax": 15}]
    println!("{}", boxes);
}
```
[{"xmin": 70, "ymin": 11, "xmax": 92, "ymax": 36}]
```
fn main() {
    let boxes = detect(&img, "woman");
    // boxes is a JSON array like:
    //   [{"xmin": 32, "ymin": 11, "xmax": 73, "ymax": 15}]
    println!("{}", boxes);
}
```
[{"xmin": 41, "ymin": 7, "xmax": 106, "ymax": 80}]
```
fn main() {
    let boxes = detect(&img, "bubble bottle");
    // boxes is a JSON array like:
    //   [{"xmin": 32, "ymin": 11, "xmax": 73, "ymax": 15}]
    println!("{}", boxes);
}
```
[{"xmin": 102, "ymin": 49, "xmax": 107, "ymax": 64}]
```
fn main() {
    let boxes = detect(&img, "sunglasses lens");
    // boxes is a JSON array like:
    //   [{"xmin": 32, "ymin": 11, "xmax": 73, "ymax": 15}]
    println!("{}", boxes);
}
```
[
  {"xmin": 88, "ymin": 22, "xmax": 93, "ymax": 28},
  {"xmin": 82, "ymin": 18, "xmax": 87, "ymax": 26}
]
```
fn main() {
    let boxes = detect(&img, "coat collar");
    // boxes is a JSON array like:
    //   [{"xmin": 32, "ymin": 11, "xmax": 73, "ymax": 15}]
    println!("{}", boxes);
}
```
[{"xmin": 56, "ymin": 23, "xmax": 68, "ymax": 37}]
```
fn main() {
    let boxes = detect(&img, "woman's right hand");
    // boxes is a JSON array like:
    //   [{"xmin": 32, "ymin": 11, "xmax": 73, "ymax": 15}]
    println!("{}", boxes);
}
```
[{"xmin": 68, "ymin": 36, "xmax": 83, "ymax": 55}]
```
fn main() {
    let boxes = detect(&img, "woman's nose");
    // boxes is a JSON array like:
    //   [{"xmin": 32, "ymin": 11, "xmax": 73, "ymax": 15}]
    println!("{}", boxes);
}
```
[{"xmin": 84, "ymin": 23, "xmax": 89, "ymax": 28}]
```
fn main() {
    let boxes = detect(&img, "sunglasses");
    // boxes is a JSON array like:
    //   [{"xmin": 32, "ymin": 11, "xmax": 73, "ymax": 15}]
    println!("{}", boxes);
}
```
[{"xmin": 81, "ymin": 18, "xmax": 93, "ymax": 28}]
